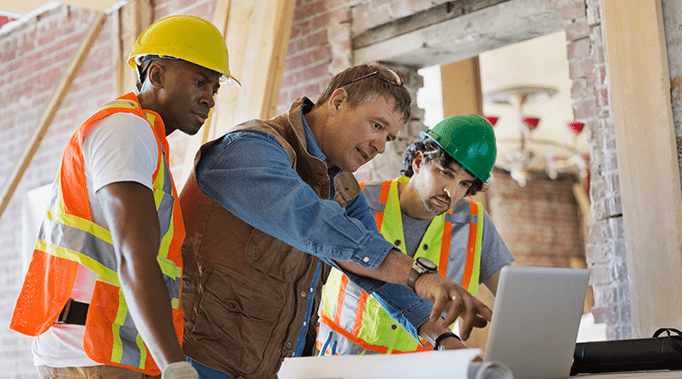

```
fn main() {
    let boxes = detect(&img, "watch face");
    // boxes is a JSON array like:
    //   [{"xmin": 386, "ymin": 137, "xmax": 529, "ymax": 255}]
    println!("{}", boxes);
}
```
[{"xmin": 417, "ymin": 257, "xmax": 437, "ymax": 271}]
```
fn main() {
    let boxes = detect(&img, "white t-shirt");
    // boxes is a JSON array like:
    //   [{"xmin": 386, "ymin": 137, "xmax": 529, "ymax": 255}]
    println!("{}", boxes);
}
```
[{"xmin": 32, "ymin": 112, "xmax": 158, "ymax": 367}]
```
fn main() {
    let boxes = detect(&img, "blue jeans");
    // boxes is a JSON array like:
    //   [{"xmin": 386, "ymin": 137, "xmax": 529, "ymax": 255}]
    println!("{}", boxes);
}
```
[{"xmin": 187, "ymin": 357, "xmax": 234, "ymax": 379}]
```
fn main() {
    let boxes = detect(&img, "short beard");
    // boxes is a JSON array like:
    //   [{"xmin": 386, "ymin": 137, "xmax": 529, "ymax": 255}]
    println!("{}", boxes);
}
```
[{"xmin": 420, "ymin": 195, "xmax": 450, "ymax": 216}]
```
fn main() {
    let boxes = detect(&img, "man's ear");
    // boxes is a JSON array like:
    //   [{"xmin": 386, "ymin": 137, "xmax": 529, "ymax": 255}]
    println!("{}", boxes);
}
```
[
  {"xmin": 147, "ymin": 61, "xmax": 165, "ymax": 89},
  {"xmin": 412, "ymin": 151, "xmax": 425, "ymax": 173},
  {"xmin": 328, "ymin": 88, "xmax": 348, "ymax": 117}
]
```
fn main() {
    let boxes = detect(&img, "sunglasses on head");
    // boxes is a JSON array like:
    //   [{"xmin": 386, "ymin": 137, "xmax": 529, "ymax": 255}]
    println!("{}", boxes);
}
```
[{"xmin": 339, "ymin": 69, "xmax": 404, "ymax": 88}]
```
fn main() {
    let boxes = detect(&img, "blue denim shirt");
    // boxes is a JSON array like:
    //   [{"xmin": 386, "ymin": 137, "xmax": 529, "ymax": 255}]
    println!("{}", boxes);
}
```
[{"xmin": 195, "ymin": 104, "xmax": 432, "ymax": 354}]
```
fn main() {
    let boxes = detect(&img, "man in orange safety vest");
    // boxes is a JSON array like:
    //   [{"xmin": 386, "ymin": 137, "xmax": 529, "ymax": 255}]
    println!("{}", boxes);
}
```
[{"xmin": 10, "ymin": 15, "xmax": 239, "ymax": 378}]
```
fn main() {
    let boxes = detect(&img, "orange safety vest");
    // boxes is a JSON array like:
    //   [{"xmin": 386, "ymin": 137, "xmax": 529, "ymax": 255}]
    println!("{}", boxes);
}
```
[
  {"xmin": 319, "ymin": 177, "xmax": 483, "ymax": 354},
  {"xmin": 9, "ymin": 92, "xmax": 185, "ymax": 375}
]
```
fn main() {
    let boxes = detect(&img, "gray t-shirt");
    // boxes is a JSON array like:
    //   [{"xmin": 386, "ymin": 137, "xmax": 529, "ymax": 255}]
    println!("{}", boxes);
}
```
[{"xmin": 398, "ymin": 198, "xmax": 514, "ymax": 285}]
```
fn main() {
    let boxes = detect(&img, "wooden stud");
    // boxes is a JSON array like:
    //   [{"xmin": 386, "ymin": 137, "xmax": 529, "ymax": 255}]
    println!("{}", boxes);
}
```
[
  {"xmin": 440, "ymin": 58, "xmax": 493, "ymax": 353},
  {"xmin": 602, "ymin": 0, "xmax": 682, "ymax": 337},
  {"xmin": 179, "ymin": 0, "xmax": 297, "ymax": 186}
]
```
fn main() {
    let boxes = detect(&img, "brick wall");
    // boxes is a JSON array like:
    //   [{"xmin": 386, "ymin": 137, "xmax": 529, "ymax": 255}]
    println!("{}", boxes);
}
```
[
  {"xmin": 0, "ymin": 6, "xmax": 118, "ymax": 377},
  {"xmin": 487, "ymin": 168, "xmax": 584, "ymax": 268},
  {"xmin": 560, "ymin": 0, "xmax": 631, "ymax": 339}
]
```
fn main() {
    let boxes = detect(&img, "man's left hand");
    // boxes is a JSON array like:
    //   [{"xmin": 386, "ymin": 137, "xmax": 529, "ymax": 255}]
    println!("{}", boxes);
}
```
[{"xmin": 414, "ymin": 273, "xmax": 491, "ymax": 341}]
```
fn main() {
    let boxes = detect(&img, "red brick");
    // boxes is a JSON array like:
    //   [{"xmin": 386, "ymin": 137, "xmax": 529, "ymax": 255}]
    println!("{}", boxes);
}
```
[
  {"xmin": 293, "ymin": 0, "xmax": 327, "ymax": 21},
  {"xmin": 566, "ymin": 38, "xmax": 589, "ymax": 60},
  {"xmin": 565, "ymin": 18, "xmax": 590, "ymax": 41},
  {"xmin": 573, "ymin": 98, "xmax": 597, "ymax": 119},
  {"xmin": 569, "ymin": 57, "xmax": 593, "ymax": 79},
  {"xmin": 560, "ymin": 0, "xmax": 586, "ymax": 21},
  {"xmin": 290, "ymin": 20, "xmax": 313, "ymax": 39}
]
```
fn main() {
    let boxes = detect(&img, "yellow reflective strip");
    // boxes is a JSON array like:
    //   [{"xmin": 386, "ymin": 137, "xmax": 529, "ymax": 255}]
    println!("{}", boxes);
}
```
[
  {"xmin": 154, "ymin": 184, "xmax": 165, "ymax": 208},
  {"xmin": 145, "ymin": 112, "xmax": 156, "ymax": 125},
  {"xmin": 322, "ymin": 269, "xmax": 344, "ymax": 319},
  {"xmin": 110, "ymin": 289, "xmax": 127, "ymax": 364},
  {"xmin": 152, "ymin": 167, "xmax": 163, "ymax": 190},
  {"xmin": 110, "ymin": 323, "xmax": 123, "ymax": 362},
  {"xmin": 158, "ymin": 204, "xmax": 173, "ymax": 260},
  {"xmin": 380, "ymin": 179, "xmax": 405, "ymax": 253},
  {"xmin": 171, "ymin": 298, "xmax": 179, "ymax": 309},
  {"xmin": 156, "ymin": 255, "xmax": 177, "ymax": 280},
  {"xmin": 45, "ymin": 208, "xmax": 112, "ymax": 244},
  {"xmin": 36, "ymin": 239, "xmax": 120, "ymax": 286},
  {"xmin": 418, "ymin": 214, "xmax": 445, "ymax": 263},
  {"xmin": 101, "ymin": 102, "xmax": 136, "ymax": 110},
  {"xmin": 136, "ymin": 334, "xmax": 147, "ymax": 369},
  {"xmin": 469, "ymin": 202, "xmax": 484, "ymax": 295}
]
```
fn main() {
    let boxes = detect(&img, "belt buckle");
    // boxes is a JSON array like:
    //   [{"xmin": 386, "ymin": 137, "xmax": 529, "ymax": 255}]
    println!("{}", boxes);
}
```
[{"xmin": 56, "ymin": 298, "xmax": 73, "ymax": 324}]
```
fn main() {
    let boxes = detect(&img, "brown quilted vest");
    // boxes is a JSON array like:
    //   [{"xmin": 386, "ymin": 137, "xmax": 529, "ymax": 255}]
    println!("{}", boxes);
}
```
[{"xmin": 179, "ymin": 98, "xmax": 361, "ymax": 378}]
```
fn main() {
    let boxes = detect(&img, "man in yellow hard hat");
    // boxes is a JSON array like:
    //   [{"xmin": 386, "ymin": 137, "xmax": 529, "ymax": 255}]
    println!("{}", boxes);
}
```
[
  {"xmin": 317, "ymin": 115, "xmax": 514, "ymax": 356},
  {"xmin": 9, "ymin": 15, "xmax": 238, "ymax": 379},
  {"xmin": 179, "ymin": 63, "xmax": 492, "ymax": 378}
]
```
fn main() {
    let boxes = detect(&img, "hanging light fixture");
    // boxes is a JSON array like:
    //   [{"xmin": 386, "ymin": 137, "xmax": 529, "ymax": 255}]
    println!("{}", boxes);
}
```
[{"xmin": 483, "ymin": 85, "xmax": 589, "ymax": 187}]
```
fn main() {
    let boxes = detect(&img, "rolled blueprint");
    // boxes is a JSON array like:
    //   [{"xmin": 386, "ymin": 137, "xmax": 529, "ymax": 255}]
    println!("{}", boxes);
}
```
[{"xmin": 278, "ymin": 349, "xmax": 513, "ymax": 379}]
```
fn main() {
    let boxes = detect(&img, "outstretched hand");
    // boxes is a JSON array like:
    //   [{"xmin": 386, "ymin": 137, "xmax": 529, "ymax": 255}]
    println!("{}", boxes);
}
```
[{"xmin": 414, "ymin": 272, "xmax": 491, "ymax": 340}]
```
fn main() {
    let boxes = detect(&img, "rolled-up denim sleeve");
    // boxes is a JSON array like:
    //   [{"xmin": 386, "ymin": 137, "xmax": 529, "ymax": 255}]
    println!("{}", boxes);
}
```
[{"xmin": 196, "ymin": 130, "xmax": 395, "ymax": 271}]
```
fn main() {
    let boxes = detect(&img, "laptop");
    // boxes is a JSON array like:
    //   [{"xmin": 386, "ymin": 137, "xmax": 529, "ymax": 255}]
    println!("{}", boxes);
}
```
[{"xmin": 484, "ymin": 266, "xmax": 590, "ymax": 379}]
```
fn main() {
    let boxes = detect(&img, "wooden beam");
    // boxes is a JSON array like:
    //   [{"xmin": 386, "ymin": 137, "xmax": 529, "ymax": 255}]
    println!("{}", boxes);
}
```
[
  {"xmin": 441, "ymin": 58, "xmax": 483, "ymax": 117},
  {"xmin": 179, "ymin": 0, "xmax": 231, "ymax": 183},
  {"xmin": 179, "ymin": 0, "xmax": 297, "ymax": 186},
  {"xmin": 353, "ymin": 0, "xmax": 563, "ymax": 67},
  {"xmin": 353, "ymin": 0, "xmax": 511, "ymax": 49},
  {"xmin": 441, "ymin": 59, "xmax": 487, "ymax": 208},
  {"xmin": 112, "ymin": 7, "xmax": 123, "ymax": 95},
  {"xmin": 0, "ymin": 12, "xmax": 107, "ymax": 219},
  {"xmin": 441, "ymin": 58, "xmax": 492, "ymax": 353},
  {"xmin": 117, "ymin": 0, "xmax": 152, "ymax": 96},
  {"xmin": 602, "ymin": 0, "xmax": 682, "ymax": 337},
  {"xmin": 218, "ymin": 0, "xmax": 296, "ymax": 133}
]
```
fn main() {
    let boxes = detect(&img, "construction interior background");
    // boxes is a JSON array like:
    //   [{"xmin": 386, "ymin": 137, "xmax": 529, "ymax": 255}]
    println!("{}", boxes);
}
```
[{"xmin": 1, "ymin": 0, "xmax": 682, "ymax": 377}]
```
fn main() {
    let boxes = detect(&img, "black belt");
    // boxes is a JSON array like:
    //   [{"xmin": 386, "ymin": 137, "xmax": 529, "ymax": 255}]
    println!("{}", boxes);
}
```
[{"xmin": 56, "ymin": 298, "xmax": 89, "ymax": 325}]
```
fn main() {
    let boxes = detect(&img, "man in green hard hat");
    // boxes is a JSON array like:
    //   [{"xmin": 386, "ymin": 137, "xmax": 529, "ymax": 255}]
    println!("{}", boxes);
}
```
[{"xmin": 317, "ymin": 114, "xmax": 515, "ymax": 355}]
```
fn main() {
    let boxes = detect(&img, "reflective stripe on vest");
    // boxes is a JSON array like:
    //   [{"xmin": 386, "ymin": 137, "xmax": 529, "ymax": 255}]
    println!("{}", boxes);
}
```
[
  {"xmin": 320, "ymin": 177, "xmax": 483, "ymax": 354},
  {"xmin": 9, "ymin": 92, "xmax": 184, "ymax": 375}
]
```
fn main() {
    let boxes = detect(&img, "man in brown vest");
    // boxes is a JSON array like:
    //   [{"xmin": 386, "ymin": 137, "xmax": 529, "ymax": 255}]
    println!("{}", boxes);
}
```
[{"xmin": 179, "ymin": 63, "xmax": 492, "ymax": 379}]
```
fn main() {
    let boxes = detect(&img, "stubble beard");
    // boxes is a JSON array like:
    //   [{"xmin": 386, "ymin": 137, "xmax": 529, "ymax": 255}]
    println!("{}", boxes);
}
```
[{"xmin": 420, "ymin": 195, "xmax": 450, "ymax": 216}]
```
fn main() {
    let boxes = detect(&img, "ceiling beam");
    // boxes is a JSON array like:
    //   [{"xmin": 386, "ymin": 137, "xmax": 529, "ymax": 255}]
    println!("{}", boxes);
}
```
[
  {"xmin": 353, "ymin": 0, "xmax": 512, "ymax": 50},
  {"xmin": 353, "ymin": 0, "xmax": 563, "ymax": 67},
  {"xmin": 0, "ymin": 0, "xmax": 121, "ymax": 13}
]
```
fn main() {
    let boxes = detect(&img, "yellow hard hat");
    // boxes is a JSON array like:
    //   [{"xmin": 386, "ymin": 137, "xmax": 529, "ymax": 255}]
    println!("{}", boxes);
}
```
[{"xmin": 128, "ymin": 15, "xmax": 240, "ymax": 87}]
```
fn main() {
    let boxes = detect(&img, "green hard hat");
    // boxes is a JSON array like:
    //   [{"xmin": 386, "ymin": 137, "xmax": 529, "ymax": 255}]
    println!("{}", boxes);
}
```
[{"xmin": 420, "ymin": 114, "xmax": 497, "ymax": 183}]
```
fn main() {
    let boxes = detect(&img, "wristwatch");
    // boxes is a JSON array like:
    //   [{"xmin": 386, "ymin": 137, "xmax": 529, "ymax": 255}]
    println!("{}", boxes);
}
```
[{"xmin": 406, "ymin": 257, "xmax": 438, "ymax": 293}]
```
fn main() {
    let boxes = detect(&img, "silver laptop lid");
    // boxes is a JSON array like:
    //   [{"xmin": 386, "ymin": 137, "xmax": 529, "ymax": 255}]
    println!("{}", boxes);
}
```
[{"xmin": 484, "ymin": 266, "xmax": 589, "ymax": 379}]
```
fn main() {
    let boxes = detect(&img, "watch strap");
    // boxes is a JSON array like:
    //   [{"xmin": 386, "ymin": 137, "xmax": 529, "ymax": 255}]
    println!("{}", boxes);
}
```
[
  {"xmin": 406, "ymin": 268, "xmax": 420, "ymax": 292},
  {"xmin": 433, "ymin": 331, "xmax": 461, "ymax": 350}
]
